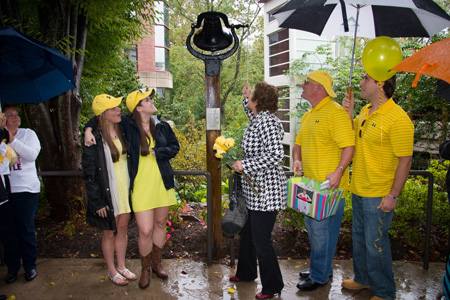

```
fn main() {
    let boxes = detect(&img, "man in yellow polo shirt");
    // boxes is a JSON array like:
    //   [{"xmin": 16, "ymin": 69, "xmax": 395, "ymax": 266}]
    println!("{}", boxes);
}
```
[
  {"xmin": 341, "ymin": 73, "xmax": 414, "ymax": 300},
  {"xmin": 292, "ymin": 70, "xmax": 355, "ymax": 291}
]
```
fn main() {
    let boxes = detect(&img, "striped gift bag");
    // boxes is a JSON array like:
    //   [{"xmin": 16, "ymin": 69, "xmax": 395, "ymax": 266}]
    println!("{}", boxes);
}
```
[{"xmin": 286, "ymin": 176, "xmax": 344, "ymax": 221}]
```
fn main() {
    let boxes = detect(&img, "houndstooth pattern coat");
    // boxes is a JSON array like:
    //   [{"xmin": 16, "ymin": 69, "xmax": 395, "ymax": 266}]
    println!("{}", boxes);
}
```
[{"xmin": 240, "ymin": 98, "xmax": 287, "ymax": 212}]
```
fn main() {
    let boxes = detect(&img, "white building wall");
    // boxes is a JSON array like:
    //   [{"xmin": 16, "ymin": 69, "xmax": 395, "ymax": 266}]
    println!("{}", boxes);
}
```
[{"xmin": 262, "ymin": 0, "xmax": 338, "ymax": 168}]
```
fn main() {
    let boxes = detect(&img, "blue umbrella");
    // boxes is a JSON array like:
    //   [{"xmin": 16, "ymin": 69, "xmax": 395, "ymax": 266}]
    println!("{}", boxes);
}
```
[{"xmin": 0, "ymin": 26, "xmax": 75, "ymax": 104}]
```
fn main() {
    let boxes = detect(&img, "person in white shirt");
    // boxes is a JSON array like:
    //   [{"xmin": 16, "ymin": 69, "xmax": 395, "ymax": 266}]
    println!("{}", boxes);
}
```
[{"xmin": 0, "ymin": 104, "xmax": 41, "ymax": 284}]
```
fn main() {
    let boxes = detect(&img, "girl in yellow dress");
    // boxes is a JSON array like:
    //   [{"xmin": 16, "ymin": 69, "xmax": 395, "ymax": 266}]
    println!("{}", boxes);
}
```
[
  {"xmin": 125, "ymin": 89, "xmax": 179, "ymax": 288},
  {"xmin": 82, "ymin": 95, "xmax": 136, "ymax": 286}
]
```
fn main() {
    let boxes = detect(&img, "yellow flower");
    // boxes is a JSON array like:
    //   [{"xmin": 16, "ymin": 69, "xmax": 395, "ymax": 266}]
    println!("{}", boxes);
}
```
[
  {"xmin": 213, "ymin": 142, "xmax": 227, "ymax": 152},
  {"xmin": 215, "ymin": 136, "xmax": 226, "ymax": 146},
  {"xmin": 215, "ymin": 148, "xmax": 225, "ymax": 159},
  {"xmin": 224, "ymin": 138, "xmax": 234, "ymax": 149}
]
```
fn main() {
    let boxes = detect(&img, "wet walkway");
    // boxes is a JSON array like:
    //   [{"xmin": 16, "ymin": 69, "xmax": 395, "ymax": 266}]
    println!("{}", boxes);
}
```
[{"xmin": 0, "ymin": 258, "xmax": 445, "ymax": 299}]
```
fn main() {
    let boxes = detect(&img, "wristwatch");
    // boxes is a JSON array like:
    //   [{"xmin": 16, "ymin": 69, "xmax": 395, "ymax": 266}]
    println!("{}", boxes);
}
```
[{"xmin": 388, "ymin": 194, "xmax": 399, "ymax": 200}]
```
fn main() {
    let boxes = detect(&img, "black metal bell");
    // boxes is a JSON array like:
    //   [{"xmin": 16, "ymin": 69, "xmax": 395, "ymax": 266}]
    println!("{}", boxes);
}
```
[{"xmin": 193, "ymin": 12, "xmax": 233, "ymax": 52}]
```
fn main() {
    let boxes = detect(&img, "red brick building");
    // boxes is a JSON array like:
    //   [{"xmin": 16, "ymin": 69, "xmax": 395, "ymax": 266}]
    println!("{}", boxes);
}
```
[{"xmin": 126, "ymin": 0, "xmax": 172, "ymax": 99}]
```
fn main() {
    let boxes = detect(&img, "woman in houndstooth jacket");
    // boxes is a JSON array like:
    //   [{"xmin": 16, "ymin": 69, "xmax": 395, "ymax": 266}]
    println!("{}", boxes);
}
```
[{"xmin": 229, "ymin": 82, "xmax": 287, "ymax": 299}]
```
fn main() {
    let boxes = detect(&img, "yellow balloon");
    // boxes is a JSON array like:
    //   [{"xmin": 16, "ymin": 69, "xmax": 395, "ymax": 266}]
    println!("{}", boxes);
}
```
[{"xmin": 362, "ymin": 36, "xmax": 403, "ymax": 82}]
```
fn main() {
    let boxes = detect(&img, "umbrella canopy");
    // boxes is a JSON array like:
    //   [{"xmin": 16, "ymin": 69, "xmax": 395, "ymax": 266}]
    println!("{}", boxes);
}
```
[
  {"xmin": 391, "ymin": 37, "xmax": 450, "ymax": 87},
  {"xmin": 274, "ymin": 0, "xmax": 450, "ymax": 38},
  {"xmin": 273, "ymin": 0, "xmax": 450, "ymax": 87},
  {"xmin": 0, "ymin": 26, "xmax": 75, "ymax": 104}
]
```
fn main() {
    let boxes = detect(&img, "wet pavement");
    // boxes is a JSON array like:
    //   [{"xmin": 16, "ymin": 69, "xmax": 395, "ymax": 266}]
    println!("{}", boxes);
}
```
[{"xmin": 0, "ymin": 258, "xmax": 445, "ymax": 299}]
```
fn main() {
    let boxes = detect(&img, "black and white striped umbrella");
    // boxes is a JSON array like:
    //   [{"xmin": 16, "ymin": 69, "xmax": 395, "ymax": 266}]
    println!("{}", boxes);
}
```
[
  {"xmin": 274, "ymin": 0, "xmax": 450, "ymax": 38},
  {"xmin": 273, "ymin": 0, "xmax": 450, "ymax": 87}
]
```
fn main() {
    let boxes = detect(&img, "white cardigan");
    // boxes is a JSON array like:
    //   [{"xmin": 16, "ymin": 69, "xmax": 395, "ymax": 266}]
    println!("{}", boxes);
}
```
[{"xmin": 9, "ymin": 128, "xmax": 41, "ymax": 193}]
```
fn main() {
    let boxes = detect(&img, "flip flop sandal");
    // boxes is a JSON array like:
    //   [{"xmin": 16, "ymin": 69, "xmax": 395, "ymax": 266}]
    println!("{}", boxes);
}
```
[
  {"xmin": 107, "ymin": 273, "xmax": 128, "ymax": 286},
  {"xmin": 117, "ymin": 268, "xmax": 137, "ymax": 281}
]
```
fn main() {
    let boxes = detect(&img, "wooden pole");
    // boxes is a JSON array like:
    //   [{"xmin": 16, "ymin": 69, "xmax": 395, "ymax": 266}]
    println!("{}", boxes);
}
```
[{"xmin": 205, "ymin": 73, "xmax": 223, "ymax": 258}]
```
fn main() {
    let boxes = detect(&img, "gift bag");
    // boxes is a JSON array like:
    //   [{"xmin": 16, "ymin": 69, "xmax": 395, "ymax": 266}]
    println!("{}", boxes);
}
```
[{"xmin": 287, "ymin": 176, "xmax": 344, "ymax": 221}]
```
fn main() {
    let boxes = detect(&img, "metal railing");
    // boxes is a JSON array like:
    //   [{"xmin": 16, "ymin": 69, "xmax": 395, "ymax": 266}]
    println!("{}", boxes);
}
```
[
  {"xmin": 227, "ymin": 170, "xmax": 435, "ymax": 270},
  {"xmin": 36, "ymin": 170, "xmax": 214, "ymax": 265},
  {"xmin": 0, "ymin": 169, "xmax": 435, "ymax": 269}
]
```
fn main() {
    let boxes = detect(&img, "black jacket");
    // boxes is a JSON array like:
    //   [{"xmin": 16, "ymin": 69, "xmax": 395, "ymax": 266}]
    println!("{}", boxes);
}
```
[
  {"xmin": 86, "ymin": 114, "xmax": 179, "ymax": 191},
  {"xmin": 82, "ymin": 126, "xmax": 131, "ymax": 233},
  {"xmin": 0, "ymin": 128, "xmax": 10, "ymax": 202}
]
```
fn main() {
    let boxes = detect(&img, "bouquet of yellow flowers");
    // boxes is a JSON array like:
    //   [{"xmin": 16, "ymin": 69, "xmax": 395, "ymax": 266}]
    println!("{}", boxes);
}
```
[
  {"xmin": 213, "ymin": 136, "xmax": 242, "ymax": 169},
  {"xmin": 213, "ymin": 136, "xmax": 260, "ymax": 195}
]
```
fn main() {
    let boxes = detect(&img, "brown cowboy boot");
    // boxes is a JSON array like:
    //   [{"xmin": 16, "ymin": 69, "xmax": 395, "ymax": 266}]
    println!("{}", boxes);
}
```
[
  {"xmin": 138, "ymin": 252, "xmax": 152, "ymax": 289},
  {"xmin": 152, "ymin": 244, "xmax": 168, "ymax": 279}
]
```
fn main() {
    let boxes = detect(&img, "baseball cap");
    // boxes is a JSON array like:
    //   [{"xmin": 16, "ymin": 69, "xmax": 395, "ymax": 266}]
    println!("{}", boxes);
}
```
[
  {"xmin": 92, "ymin": 94, "xmax": 123, "ymax": 116},
  {"xmin": 126, "ymin": 89, "xmax": 156, "ymax": 112},
  {"xmin": 307, "ymin": 70, "xmax": 337, "ymax": 98}
]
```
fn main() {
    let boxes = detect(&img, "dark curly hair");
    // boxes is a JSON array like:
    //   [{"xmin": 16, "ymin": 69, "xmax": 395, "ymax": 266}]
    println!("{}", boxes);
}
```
[{"xmin": 253, "ymin": 81, "xmax": 279, "ymax": 113}]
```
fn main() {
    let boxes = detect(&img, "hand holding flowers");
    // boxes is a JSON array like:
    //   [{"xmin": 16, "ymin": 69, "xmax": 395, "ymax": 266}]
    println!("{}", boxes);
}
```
[
  {"xmin": 213, "ymin": 135, "xmax": 260, "ymax": 195},
  {"xmin": 213, "ymin": 136, "xmax": 243, "ymax": 170}
]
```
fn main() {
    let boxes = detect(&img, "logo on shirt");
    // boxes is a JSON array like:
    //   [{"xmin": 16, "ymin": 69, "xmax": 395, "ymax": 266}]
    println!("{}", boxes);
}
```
[{"xmin": 10, "ymin": 157, "xmax": 21, "ymax": 171}]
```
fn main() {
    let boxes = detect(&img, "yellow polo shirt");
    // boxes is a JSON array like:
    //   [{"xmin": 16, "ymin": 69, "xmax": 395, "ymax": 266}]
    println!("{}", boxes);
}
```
[
  {"xmin": 295, "ymin": 96, "xmax": 355, "ymax": 190},
  {"xmin": 349, "ymin": 98, "xmax": 414, "ymax": 197}
]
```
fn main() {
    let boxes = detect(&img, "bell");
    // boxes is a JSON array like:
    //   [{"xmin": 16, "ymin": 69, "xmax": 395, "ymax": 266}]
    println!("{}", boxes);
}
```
[{"xmin": 193, "ymin": 12, "xmax": 233, "ymax": 52}]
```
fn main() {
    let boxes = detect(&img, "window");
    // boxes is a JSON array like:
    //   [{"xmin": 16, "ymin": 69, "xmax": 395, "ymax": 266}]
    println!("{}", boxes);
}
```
[
  {"xmin": 156, "ymin": 88, "xmax": 165, "ymax": 99},
  {"xmin": 154, "ymin": 1, "xmax": 170, "ymax": 71},
  {"xmin": 154, "ymin": 0, "xmax": 169, "ymax": 27},
  {"xmin": 155, "ymin": 25, "xmax": 170, "ymax": 49},
  {"xmin": 268, "ymin": 29, "xmax": 289, "ymax": 77},
  {"xmin": 270, "ymin": 52, "xmax": 289, "ymax": 66},
  {"xmin": 269, "ymin": 30, "xmax": 289, "ymax": 45},
  {"xmin": 155, "ymin": 47, "xmax": 170, "ymax": 71},
  {"xmin": 270, "ymin": 64, "xmax": 289, "ymax": 77},
  {"xmin": 276, "ymin": 87, "xmax": 290, "ymax": 133},
  {"xmin": 125, "ymin": 46, "xmax": 137, "ymax": 63}
]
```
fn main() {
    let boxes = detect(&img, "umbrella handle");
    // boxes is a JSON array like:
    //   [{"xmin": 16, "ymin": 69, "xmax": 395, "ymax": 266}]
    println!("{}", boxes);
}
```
[
  {"xmin": 412, "ymin": 63, "xmax": 437, "ymax": 87},
  {"xmin": 347, "ymin": 86, "xmax": 352, "ymax": 98}
]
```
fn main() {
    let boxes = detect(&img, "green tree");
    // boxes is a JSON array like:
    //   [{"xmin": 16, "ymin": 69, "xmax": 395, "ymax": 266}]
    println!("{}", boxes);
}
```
[{"xmin": 0, "ymin": 0, "xmax": 155, "ymax": 220}]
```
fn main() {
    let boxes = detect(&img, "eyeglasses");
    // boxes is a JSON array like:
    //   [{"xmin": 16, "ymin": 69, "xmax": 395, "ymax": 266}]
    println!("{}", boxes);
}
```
[
  {"xmin": 359, "ymin": 119, "xmax": 366, "ymax": 138},
  {"xmin": 304, "ymin": 79, "xmax": 318, "ymax": 85}
]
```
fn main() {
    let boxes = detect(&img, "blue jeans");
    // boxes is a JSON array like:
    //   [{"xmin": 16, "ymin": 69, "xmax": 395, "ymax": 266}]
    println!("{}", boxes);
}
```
[
  {"xmin": 0, "ymin": 192, "xmax": 39, "ymax": 273},
  {"xmin": 304, "ymin": 197, "xmax": 345, "ymax": 284},
  {"xmin": 352, "ymin": 194, "xmax": 396, "ymax": 300},
  {"xmin": 236, "ymin": 210, "xmax": 284, "ymax": 295}
]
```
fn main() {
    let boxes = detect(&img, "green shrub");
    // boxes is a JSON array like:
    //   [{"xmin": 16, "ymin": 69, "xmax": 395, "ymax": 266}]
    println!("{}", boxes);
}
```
[
  {"xmin": 338, "ymin": 159, "xmax": 450, "ymax": 252},
  {"xmin": 278, "ymin": 208, "xmax": 305, "ymax": 232},
  {"xmin": 392, "ymin": 159, "xmax": 449, "ymax": 250}
]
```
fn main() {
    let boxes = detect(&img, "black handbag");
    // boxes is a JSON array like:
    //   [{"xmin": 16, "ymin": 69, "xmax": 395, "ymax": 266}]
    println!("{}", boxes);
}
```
[{"xmin": 221, "ymin": 175, "xmax": 248, "ymax": 236}]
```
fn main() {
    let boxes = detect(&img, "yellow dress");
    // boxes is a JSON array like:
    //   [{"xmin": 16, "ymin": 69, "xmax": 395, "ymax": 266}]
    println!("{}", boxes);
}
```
[
  {"xmin": 131, "ymin": 136, "xmax": 176, "ymax": 212},
  {"xmin": 112, "ymin": 139, "xmax": 131, "ymax": 215}
]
